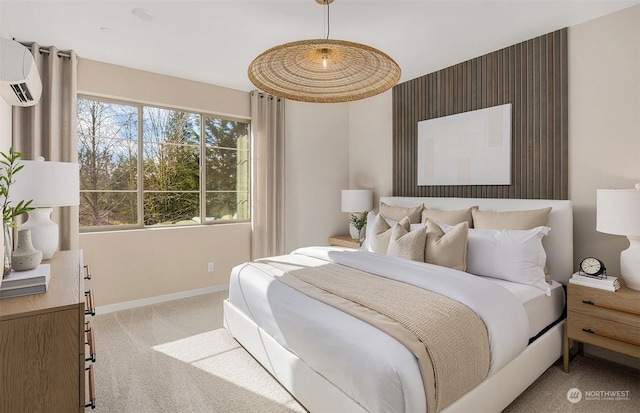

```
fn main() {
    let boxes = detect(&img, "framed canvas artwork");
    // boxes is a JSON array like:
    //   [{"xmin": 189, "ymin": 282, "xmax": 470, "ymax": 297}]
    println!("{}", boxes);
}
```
[{"xmin": 417, "ymin": 104, "xmax": 512, "ymax": 186}]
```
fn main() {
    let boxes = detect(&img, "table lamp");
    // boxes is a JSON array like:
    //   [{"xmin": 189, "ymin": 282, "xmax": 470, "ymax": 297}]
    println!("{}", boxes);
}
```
[
  {"xmin": 596, "ymin": 184, "xmax": 640, "ymax": 291},
  {"xmin": 9, "ymin": 158, "xmax": 79, "ymax": 259},
  {"xmin": 341, "ymin": 189, "xmax": 372, "ymax": 240}
]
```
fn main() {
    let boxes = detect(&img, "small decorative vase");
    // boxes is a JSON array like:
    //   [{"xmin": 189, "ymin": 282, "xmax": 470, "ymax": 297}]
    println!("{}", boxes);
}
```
[
  {"xmin": 11, "ymin": 229, "xmax": 43, "ymax": 271},
  {"xmin": 349, "ymin": 222, "xmax": 360, "ymax": 240},
  {"xmin": 358, "ymin": 224, "xmax": 367, "ymax": 242},
  {"xmin": 3, "ymin": 223, "xmax": 12, "ymax": 278}
]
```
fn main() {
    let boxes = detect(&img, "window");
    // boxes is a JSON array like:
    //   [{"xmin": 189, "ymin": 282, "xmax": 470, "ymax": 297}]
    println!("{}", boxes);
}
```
[{"xmin": 77, "ymin": 96, "xmax": 250, "ymax": 230}]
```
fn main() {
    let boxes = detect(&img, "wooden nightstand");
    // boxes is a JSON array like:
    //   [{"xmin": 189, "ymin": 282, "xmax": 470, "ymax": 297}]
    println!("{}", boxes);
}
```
[
  {"xmin": 563, "ymin": 279, "xmax": 640, "ymax": 373},
  {"xmin": 328, "ymin": 234, "xmax": 362, "ymax": 248}
]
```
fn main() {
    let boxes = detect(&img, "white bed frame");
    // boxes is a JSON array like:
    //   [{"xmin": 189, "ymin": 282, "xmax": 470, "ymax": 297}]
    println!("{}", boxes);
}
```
[{"xmin": 224, "ymin": 197, "xmax": 573, "ymax": 413}]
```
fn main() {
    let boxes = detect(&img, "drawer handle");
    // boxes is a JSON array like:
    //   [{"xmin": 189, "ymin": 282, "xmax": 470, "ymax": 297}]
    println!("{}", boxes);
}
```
[
  {"xmin": 85, "ymin": 290, "xmax": 96, "ymax": 316},
  {"xmin": 85, "ymin": 321, "xmax": 96, "ymax": 363},
  {"xmin": 85, "ymin": 364, "xmax": 96, "ymax": 409},
  {"xmin": 582, "ymin": 328, "xmax": 640, "ymax": 347},
  {"xmin": 581, "ymin": 300, "xmax": 640, "ymax": 316},
  {"xmin": 84, "ymin": 265, "xmax": 92, "ymax": 280}
]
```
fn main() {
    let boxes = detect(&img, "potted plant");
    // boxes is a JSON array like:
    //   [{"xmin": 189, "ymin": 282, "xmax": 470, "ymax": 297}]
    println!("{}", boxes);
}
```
[
  {"xmin": 349, "ymin": 212, "xmax": 368, "ymax": 242},
  {"xmin": 1, "ymin": 147, "xmax": 34, "ymax": 277}
]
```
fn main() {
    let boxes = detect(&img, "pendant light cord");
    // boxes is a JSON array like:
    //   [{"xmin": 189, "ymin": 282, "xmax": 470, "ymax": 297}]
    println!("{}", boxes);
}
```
[{"xmin": 324, "ymin": 0, "xmax": 330, "ymax": 40}]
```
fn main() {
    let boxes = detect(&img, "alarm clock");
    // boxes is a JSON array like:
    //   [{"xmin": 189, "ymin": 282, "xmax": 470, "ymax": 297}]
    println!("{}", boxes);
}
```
[{"xmin": 579, "ymin": 257, "xmax": 607, "ymax": 277}]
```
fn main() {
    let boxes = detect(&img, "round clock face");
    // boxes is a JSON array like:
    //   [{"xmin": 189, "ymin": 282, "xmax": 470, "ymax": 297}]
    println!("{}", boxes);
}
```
[{"xmin": 580, "ymin": 257, "xmax": 605, "ymax": 276}]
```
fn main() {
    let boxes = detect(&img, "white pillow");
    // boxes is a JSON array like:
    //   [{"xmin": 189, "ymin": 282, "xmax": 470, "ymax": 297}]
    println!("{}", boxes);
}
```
[
  {"xmin": 362, "ymin": 211, "xmax": 377, "ymax": 251},
  {"xmin": 440, "ymin": 223, "xmax": 551, "ymax": 295}
]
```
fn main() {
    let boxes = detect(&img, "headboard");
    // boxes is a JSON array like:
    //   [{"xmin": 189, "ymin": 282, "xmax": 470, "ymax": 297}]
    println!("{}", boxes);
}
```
[{"xmin": 380, "ymin": 197, "xmax": 574, "ymax": 285}]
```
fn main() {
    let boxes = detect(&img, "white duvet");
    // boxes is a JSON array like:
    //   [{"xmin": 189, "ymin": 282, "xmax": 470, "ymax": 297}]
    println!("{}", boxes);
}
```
[{"xmin": 228, "ymin": 246, "xmax": 530, "ymax": 413}]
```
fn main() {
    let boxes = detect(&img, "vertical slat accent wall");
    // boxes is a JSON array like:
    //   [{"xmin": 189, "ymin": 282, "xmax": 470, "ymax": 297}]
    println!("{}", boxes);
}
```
[{"xmin": 392, "ymin": 28, "xmax": 568, "ymax": 199}]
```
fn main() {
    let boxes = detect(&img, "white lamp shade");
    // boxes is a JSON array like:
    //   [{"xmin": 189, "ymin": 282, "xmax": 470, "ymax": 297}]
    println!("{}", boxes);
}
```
[
  {"xmin": 341, "ymin": 189, "xmax": 372, "ymax": 213},
  {"xmin": 8, "ymin": 160, "xmax": 80, "ymax": 207},
  {"xmin": 596, "ymin": 188, "xmax": 640, "ymax": 237}
]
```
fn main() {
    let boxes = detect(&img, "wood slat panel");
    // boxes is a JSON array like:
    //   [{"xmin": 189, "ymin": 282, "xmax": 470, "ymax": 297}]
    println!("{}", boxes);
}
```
[{"xmin": 392, "ymin": 28, "xmax": 568, "ymax": 199}]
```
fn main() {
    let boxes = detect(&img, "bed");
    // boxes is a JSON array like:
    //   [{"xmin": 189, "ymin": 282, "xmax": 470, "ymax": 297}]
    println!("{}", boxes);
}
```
[{"xmin": 224, "ymin": 197, "xmax": 573, "ymax": 413}]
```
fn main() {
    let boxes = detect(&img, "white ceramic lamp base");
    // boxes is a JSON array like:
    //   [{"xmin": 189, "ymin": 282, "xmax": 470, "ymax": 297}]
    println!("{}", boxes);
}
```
[
  {"xmin": 20, "ymin": 207, "xmax": 58, "ymax": 260},
  {"xmin": 620, "ymin": 236, "xmax": 640, "ymax": 291}
]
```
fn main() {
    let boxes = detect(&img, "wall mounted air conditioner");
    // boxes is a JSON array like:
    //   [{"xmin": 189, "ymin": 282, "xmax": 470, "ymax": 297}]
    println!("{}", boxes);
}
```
[{"xmin": 0, "ymin": 38, "xmax": 42, "ymax": 106}]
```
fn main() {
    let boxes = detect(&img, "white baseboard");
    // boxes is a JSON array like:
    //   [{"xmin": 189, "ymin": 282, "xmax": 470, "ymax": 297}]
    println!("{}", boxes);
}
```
[{"xmin": 95, "ymin": 284, "xmax": 229, "ymax": 315}]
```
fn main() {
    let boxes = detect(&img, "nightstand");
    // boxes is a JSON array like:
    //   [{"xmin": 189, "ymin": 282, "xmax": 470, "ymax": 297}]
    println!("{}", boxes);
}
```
[
  {"xmin": 328, "ymin": 234, "xmax": 362, "ymax": 248},
  {"xmin": 563, "ymin": 279, "xmax": 640, "ymax": 373}
]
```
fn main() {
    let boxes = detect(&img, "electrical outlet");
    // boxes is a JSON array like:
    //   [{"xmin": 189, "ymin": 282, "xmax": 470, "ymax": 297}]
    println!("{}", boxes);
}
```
[{"xmin": 207, "ymin": 262, "xmax": 215, "ymax": 272}]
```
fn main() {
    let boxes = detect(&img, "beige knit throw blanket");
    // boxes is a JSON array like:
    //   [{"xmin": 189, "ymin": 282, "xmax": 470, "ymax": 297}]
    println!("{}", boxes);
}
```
[{"xmin": 254, "ymin": 258, "xmax": 490, "ymax": 412}]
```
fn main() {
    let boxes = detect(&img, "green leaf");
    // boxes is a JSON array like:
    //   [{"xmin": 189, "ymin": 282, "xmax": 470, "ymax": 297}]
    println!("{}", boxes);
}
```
[{"xmin": 0, "ymin": 147, "xmax": 34, "ymax": 225}]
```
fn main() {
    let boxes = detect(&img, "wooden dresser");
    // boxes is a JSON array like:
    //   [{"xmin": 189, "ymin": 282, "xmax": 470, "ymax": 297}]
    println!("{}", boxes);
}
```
[
  {"xmin": 563, "ymin": 279, "xmax": 640, "ymax": 372},
  {"xmin": 0, "ymin": 250, "xmax": 96, "ymax": 412}
]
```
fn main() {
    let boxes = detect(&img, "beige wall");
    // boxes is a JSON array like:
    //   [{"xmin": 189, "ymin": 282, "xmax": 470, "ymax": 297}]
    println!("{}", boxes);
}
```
[
  {"xmin": 81, "ymin": 223, "xmax": 250, "ymax": 306},
  {"xmin": 568, "ymin": 5, "xmax": 640, "ymax": 277},
  {"xmin": 284, "ymin": 100, "xmax": 350, "ymax": 253},
  {"xmin": 78, "ymin": 59, "xmax": 249, "ymax": 117},
  {"xmin": 78, "ymin": 59, "xmax": 252, "ymax": 306},
  {"xmin": 567, "ymin": 6, "xmax": 639, "ymax": 366},
  {"xmin": 348, "ymin": 90, "xmax": 394, "ymax": 208}
]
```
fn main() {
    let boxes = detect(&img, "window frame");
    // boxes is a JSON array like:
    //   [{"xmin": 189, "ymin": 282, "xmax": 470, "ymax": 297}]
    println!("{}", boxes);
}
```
[{"xmin": 78, "ymin": 94, "xmax": 251, "ymax": 233}]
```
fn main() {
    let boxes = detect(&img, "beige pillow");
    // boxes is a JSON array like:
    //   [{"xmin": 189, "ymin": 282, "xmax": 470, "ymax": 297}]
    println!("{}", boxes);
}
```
[
  {"xmin": 380, "ymin": 202, "xmax": 423, "ymax": 224},
  {"xmin": 387, "ymin": 224, "xmax": 427, "ymax": 262},
  {"xmin": 471, "ymin": 207, "xmax": 553, "ymax": 283},
  {"xmin": 425, "ymin": 220, "xmax": 469, "ymax": 271},
  {"xmin": 422, "ymin": 206, "xmax": 477, "ymax": 227},
  {"xmin": 471, "ymin": 207, "xmax": 552, "ymax": 230},
  {"xmin": 370, "ymin": 214, "xmax": 410, "ymax": 254}
]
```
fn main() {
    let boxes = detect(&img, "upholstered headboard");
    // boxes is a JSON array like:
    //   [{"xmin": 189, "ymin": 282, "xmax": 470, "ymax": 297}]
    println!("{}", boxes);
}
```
[{"xmin": 380, "ymin": 197, "xmax": 574, "ymax": 285}]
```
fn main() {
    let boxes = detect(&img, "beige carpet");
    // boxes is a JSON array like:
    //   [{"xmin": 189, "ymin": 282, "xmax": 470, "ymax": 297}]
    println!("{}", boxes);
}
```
[{"xmin": 91, "ymin": 292, "xmax": 639, "ymax": 413}]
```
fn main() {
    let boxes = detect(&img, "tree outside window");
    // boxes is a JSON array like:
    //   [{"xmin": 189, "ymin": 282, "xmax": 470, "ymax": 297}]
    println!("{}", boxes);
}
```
[{"xmin": 77, "ymin": 96, "xmax": 250, "ymax": 230}]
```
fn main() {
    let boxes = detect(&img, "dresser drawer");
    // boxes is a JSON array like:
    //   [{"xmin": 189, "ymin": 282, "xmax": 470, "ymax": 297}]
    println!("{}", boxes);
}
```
[
  {"xmin": 567, "ymin": 311, "xmax": 640, "ymax": 358},
  {"xmin": 567, "ymin": 283, "xmax": 640, "ymax": 326}
]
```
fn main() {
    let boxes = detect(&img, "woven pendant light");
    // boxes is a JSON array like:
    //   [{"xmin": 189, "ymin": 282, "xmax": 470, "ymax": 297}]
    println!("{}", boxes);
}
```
[{"xmin": 248, "ymin": 0, "xmax": 401, "ymax": 103}]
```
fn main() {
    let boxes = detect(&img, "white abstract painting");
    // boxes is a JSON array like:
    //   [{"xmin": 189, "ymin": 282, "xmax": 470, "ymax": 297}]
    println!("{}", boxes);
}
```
[{"xmin": 417, "ymin": 103, "xmax": 512, "ymax": 186}]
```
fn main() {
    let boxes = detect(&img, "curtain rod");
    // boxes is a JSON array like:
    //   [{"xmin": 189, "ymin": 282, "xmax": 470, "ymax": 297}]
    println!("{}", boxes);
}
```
[
  {"xmin": 17, "ymin": 40, "xmax": 73, "ymax": 58},
  {"xmin": 30, "ymin": 46, "xmax": 72, "ymax": 59}
]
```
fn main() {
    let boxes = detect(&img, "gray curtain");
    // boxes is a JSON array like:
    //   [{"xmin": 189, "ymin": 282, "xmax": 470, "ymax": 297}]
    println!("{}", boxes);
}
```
[
  {"xmin": 12, "ymin": 43, "xmax": 79, "ymax": 252},
  {"xmin": 250, "ymin": 91, "xmax": 285, "ymax": 259}
]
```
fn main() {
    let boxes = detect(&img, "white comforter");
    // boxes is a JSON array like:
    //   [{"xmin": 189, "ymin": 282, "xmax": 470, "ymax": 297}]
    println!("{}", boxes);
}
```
[{"xmin": 228, "ymin": 247, "xmax": 530, "ymax": 413}]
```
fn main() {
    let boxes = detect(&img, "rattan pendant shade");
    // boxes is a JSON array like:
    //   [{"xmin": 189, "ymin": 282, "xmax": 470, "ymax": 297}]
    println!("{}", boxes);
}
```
[{"xmin": 247, "ymin": 2, "xmax": 401, "ymax": 103}]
